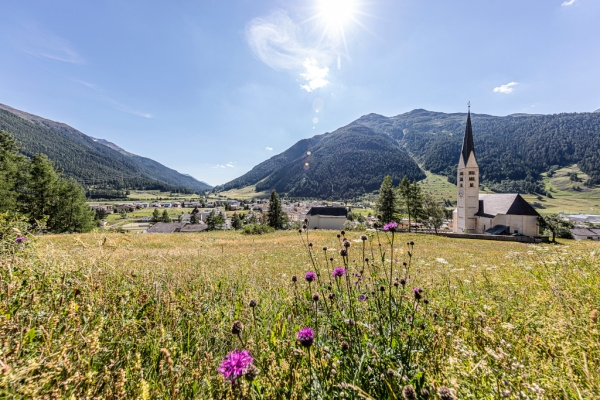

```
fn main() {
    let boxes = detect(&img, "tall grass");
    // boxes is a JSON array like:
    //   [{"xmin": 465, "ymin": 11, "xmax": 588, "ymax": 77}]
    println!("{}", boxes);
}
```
[{"xmin": 0, "ymin": 227, "xmax": 598, "ymax": 398}]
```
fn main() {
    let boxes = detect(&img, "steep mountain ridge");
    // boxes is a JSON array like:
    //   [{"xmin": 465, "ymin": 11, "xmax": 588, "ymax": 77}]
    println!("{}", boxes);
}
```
[
  {"xmin": 0, "ymin": 103, "xmax": 212, "ymax": 192},
  {"xmin": 219, "ymin": 109, "xmax": 600, "ymax": 197}
]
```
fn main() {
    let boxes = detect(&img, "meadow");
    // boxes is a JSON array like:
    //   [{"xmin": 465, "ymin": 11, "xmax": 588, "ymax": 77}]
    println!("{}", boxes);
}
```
[{"xmin": 1, "ymin": 228, "xmax": 599, "ymax": 399}]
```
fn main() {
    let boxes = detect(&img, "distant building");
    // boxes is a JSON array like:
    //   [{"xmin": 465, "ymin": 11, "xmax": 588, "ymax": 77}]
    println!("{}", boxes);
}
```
[
  {"xmin": 571, "ymin": 228, "xmax": 600, "ymax": 241},
  {"xmin": 146, "ymin": 222, "xmax": 187, "ymax": 233},
  {"xmin": 306, "ymin": 206, "xmax": 348, "ymax": 230},
  {"xmin": 452, "ymin": 106, "xmax": 540, "ymax": 236}
]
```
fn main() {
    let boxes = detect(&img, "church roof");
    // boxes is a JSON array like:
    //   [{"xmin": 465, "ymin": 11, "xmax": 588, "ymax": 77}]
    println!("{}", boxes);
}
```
[
  {"xmin": 461, "ymin": 109, "xmax": 476, "ymax": 164},
  {"xmin": 475, "ymin": 194, "xmax": 539, "ymax": 218}
]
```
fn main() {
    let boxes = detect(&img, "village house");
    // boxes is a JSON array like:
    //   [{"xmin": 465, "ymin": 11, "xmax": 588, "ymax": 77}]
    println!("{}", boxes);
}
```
[
  {"xmin": 452, "ymin": 106, "xmax": 540, "ymax": 236},
  {"xmin": 305, "ymin": 206, "xmax": 348, "ymax": 230},
  {"xmin": 571, "ymin": 228, "xmax": 600, "ymax": 240}
]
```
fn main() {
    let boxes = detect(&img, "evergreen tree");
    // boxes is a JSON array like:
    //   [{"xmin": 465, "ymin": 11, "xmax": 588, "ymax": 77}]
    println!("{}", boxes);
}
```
[
  {"xmin": 23, "ymin": 154, "xmax": 60, "ymax": 226},
  {"xmin": 376, "ymin": 175, "xmax": 397, "ymax": 223},
  {"xmin": 421, "ymin": 193, "xmax": 445, "ymax": 234},
  {"xmin": 151, "ymin": 208, "xmax": 160, "ymax": 223},
  {"xmin": 205, "ymin": 210, "xmax": 216, "ymax": 230},
  {"xmin": 398, "ymin": 177, "xmax": 423, "ymax": 232},
  {"xmin": 267, "ymin": 190, "xmax": 285, "ymax": 230},
  {"xmin": 190, "ymin": 212, "xmax": 199, "ymax": 224},
  {"xmin": 48, "ymin": 178, "xmax": 95, "ymax": 233},
  {"xmin": 231, "ymin": 212, "xmax": 242, "ymax": 230},
  {"xmin": 161, "ymin": 209, "xmax": 171, "ymax": 223},
  {"xmin": 0, "ymin": 131, "xmax": 28, "ymax": 212}
]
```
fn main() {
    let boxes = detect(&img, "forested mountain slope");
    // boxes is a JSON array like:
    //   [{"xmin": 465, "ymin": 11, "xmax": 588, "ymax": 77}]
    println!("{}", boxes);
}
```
[
  {"xmin": 0, "ymin": 104, "xmax": 212, "ymax": 192},
  {"xmin": 218, "ymin": 124, "xmax": 425, "ymax": 198},
  {"xmin": 219, "ymin": 109, "xmax": 600, "ymax": 197}
]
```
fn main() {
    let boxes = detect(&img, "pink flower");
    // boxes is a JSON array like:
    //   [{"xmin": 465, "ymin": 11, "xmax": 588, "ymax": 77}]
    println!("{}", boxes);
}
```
[
  {"xmin": 218, "ymin": 349, "xmax": 254, "ymax": 382},
  {"xmin": 15, "ymin": 237, "xmax": 27, "ymax": 243},
  {"xmin": 383, "ymin": 222, "xmax": 398, "ymax": 232},
  {"xmin": 296, "ymin": 327, "xmax": 315, "ymax": 347}
]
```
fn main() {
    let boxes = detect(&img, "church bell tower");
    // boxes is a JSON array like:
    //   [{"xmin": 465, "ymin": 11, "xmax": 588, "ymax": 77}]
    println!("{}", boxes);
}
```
[{"xmin": 456, "ymin": 103, "xmax": 479, "ymax": 233}]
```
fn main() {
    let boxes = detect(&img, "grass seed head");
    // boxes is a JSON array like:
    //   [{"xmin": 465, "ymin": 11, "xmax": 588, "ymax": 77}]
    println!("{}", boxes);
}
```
[
  {"xmin": 402, "ymin": 384, "xmax": 417, "ymax": 400},
  {"xmin": 231, "ymin": 321, "xmax": 244, "ymax": 335},
  {"xmin": 438, "ymin": 386, "xmax": 456, "ymax": 400}
]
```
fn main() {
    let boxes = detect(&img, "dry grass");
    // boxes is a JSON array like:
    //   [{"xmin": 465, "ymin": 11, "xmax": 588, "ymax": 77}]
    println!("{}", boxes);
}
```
[{"xmin": 1, "ymin": 230, "xmax": 599, "ymax": 398}]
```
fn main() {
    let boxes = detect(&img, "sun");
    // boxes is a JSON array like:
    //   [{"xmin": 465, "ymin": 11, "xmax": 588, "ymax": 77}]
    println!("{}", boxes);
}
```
[{"xmin": 316, "ymin": 0, "xmax": 359, "ymax": 37}]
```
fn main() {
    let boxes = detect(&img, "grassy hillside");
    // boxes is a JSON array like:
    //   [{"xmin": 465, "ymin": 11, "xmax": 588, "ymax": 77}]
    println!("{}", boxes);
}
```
[
  {"xmin": 2, "ymin": 230, "xmax": 599, "ymax": 398},
  {"xmin": 522, "ymin": 164, "xmax": 600, "ymax": 213}
]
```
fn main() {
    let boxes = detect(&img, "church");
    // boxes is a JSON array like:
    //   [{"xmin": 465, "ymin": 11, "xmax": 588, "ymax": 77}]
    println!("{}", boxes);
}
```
[{"xmin": 452, "ymin": 106, "xmax": 540, "ymax": 236}]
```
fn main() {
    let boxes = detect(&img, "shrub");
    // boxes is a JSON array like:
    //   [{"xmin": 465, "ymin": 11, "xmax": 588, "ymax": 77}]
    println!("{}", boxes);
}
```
[{"xmin": 241, "ymin": 224, "xmax": 275, "ymax": 235}]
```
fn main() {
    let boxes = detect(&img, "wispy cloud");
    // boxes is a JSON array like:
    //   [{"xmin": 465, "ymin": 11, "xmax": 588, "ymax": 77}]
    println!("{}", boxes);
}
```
[
  {"xmin": 71, "ymin": 78, "xmax": 102, "ymax": 92},
  {"xmin": 213, "ymin": 162, "xmax": 236, "ymax": 169},
  {"xmin": 266, "ymin": 147, "xmax": 273, "ymax": 151},
  {"xmin": 246, "ymin": 11, "xmax": 333, "ymax": 92},
  {"xmin": 561, "ymin": 0, "xmax": 576, "ymax": 6},
  {"xmin": 112, "ymin": 102, "xmax": 154, "ymax": 119},
  {"xmin": 21, "ymin": 23, "xmax": 85, "ymax": 64},
  {"xmin": 225, "ymin": 163, "xmax": 235, "ymax": 168},
  {"xmin": 493, "ymin": 82, "xmax": 518, "ymax": 94},
  {"xmin": 72, "ymin": 79, "xmax": 153, "ymax": 119}
]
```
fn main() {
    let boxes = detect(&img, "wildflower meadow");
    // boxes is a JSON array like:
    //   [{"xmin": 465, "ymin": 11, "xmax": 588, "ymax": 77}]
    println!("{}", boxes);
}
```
[{"xmin": 0, "ymin": 223, "xmax": 599, "ymax": 398}]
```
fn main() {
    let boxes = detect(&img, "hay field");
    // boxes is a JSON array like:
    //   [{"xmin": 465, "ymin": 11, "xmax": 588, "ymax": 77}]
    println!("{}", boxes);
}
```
[{"xmin": 1, "ymin": 230, "xmax": 599, "ymax": 398}]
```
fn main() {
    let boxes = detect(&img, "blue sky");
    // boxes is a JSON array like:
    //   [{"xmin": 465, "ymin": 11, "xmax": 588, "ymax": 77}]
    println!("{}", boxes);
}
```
[{"xmin": 1, "ymin": 0, "xmax": 599, "ymax": 186}]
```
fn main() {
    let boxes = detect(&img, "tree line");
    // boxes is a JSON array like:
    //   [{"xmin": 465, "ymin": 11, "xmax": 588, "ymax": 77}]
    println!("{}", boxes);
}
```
[
  {"xmin": 376, "ymin": 175, "xmax": 447, "ymax": 233},
  {"xmin": 0, "ymin": 131, "xmax": 95, "ymax": 233}
]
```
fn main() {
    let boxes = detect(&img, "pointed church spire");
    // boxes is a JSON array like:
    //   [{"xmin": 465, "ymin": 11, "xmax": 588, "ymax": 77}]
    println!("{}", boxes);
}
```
[{"xmin": 461, "ymin": 102, "xmax": 476, "ymax": 164}]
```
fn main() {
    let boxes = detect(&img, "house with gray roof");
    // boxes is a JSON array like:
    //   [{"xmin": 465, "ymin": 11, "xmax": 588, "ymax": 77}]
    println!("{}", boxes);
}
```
[
  {"xmin": 305, "ymin": 206, "xmax": 348, "ymax": 230},
  {"xmin": 571, "ymin": 228, "xmax": 600, "ymax": 241}
]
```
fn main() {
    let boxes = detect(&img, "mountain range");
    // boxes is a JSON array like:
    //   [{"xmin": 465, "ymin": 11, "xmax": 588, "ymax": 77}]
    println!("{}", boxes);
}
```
[
  {"xmin": 0, "ymin": 104, "xmax": 212, "ymax": 193},
  {"xmin": 218, "ymin": 109, "xmax": 600, "ymax": 198}
]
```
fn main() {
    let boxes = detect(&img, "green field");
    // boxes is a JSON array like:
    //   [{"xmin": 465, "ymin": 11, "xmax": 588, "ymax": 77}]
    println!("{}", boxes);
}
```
[{"xmin": 2, "ymin": 229, "xmax": 599, "ymax": 398}]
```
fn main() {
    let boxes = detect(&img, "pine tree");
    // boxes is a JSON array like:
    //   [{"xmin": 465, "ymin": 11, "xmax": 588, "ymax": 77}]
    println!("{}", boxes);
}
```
[
  {"xmin": 161, "ymin": 209, "xmax": 171, "ymax": 223},
  {"xmin": 0, "ymin": 131, "xmax": 28, "ymax": 212},
  {"xmin": 49, "ymin": 178, "xmax": 95, "ymax": 233},
  {"xmin": 398, "ymin": 177, "xmax": 423, "ymax": 232},
  {"xmin": 231, "ymin": 212, "xmax": 242, "ymax": 230},
  {"xmin": 267, "ymin": 190, "xmax": 285, "ymax": 230},
  {"xmin": 151, "ymin": 208, "xmax": 160, "ymax": 222},
  {"xmin": 376, "ymin": 175, "xmax": 397, "ymax": 223},
  {"xmin": 421, "ymin": 193, "xmax": 445, "ymax": 234},
  {"xmin": 24, "ymin": 154, "xmax": 60, "ymax": 226}
]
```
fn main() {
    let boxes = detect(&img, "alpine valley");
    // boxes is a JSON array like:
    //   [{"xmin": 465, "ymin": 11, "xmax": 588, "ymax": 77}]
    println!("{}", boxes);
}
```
[
  {"xmin": 217, "ymin": 109, "xmax": 600, "ymax": 198},
  {"xmin": 0, "ymin": 104, "xmax": 212, "ymax": 195}
]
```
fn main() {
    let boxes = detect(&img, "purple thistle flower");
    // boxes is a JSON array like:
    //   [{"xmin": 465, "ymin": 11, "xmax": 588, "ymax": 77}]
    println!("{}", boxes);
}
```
[
  {"xmin": 359, "ymin": 294, "xmax": 367, "ymax": 301},
  {"xmin": 218, "ymin": 349, "xmax": 254, "ymax": 382},
  {"xmin": 296, "ymin": 327, "xmax": 315, "ymax": 347},
  {"xmin": 413, "ymin": 288, "xmax": 422, "ymax": 301},
  {"xmin": 305, "ymin": 271, "xmax": 316, "ymax": 283},
  {"xmin": 332, "ymin": 267, "xmax": 346, "ymax": 278},
  {"xmin": 15, "ymin": 237, "xmax": 27, "ymax": 243},
  {"xmin": 383, "ymin": 221, "xmax": 398, "ymax": 232}
]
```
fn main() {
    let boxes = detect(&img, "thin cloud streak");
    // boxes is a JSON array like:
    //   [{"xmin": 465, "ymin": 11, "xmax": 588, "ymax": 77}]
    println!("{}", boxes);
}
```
[
  {"xmin": 561, "ymin": 0, "xmax": 576, "ymax": 6},
  {"xmin": 266, "ymin": 147, "xmax": 273, "ymax": 151},
  {"xmin": 20, "ymin": 23, "xmax": 85, "ymax": 64},
  {"xmin": 73, "ymin": 79, "xmax": 153, "ymax": 119}
]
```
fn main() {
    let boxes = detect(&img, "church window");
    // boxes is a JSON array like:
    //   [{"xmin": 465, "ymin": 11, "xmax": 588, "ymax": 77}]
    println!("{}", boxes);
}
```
[
  {"xmin": 460, "ymin": 183, "xmax": 463, "ymax": 187},
  {"xmin": 468, "ymin": 171, "xmax": 475, "ymax": 175},
  {"xmin": 469, "ymin": 183, "xmax": 474, "ymax": 187},
  {"xmin": 459, "ymin": 178, "xmax": 463, "ymax": 182},
  {"xmin": 459, "ymin": 172, "xmax": 463, "ymax": 176},
  {"xmin": 469, "ymin": 177, "xmax": 475, "ymax": 181}
]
